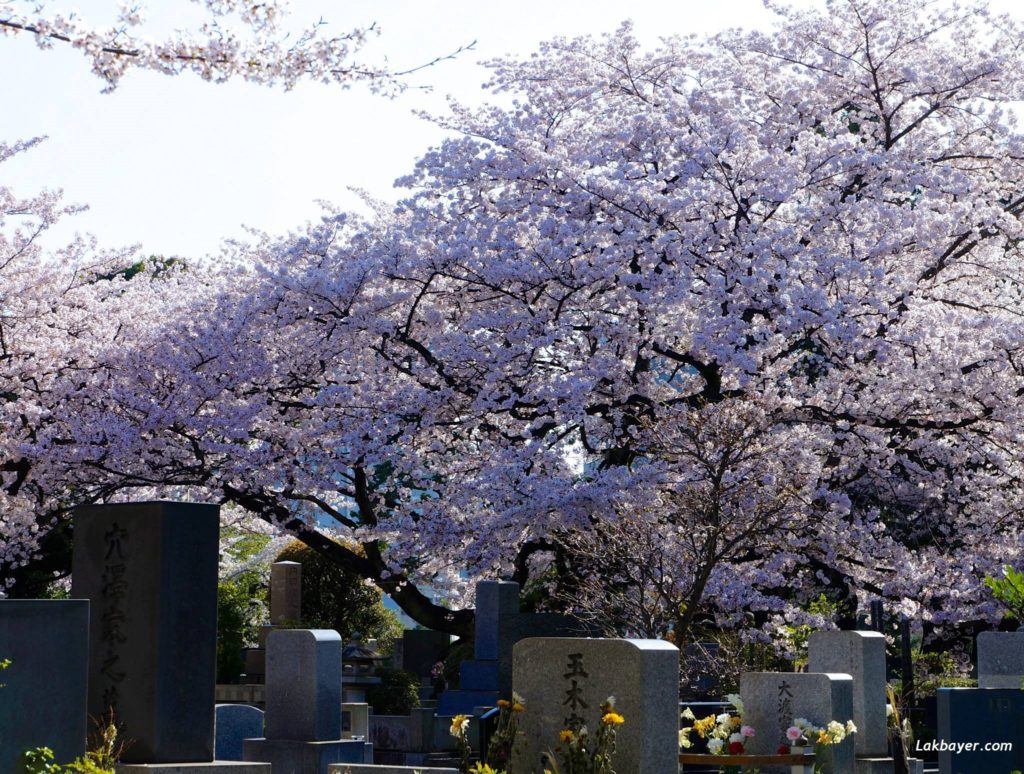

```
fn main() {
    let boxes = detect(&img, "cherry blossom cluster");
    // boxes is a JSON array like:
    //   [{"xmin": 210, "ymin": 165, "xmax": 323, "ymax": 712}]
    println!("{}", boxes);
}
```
[{"xmin": 5, "ymin": 0, "xmax": 1024, "ymax": 641}]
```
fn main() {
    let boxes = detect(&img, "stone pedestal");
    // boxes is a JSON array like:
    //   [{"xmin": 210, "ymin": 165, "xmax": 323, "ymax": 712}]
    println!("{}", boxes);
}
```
[
  {"xmin": 116, "ymin": 764, "xmax": 270, "ymax": 773},
  {"xmin": 241, "ymin": 739, "xmax": 369, "ymax": 772}
]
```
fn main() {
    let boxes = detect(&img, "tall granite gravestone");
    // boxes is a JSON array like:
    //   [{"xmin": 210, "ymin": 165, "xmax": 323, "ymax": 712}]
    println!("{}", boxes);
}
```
[
  {"xmin": 243, "ymin": 629, "xmax": 369, "ymax": 772},
  {"xmin": 976, "ymin": 631, "xmax": 1024, "ymax": 688},
  {"xmin": 936, "ymin": 687, "xmax": 1024, "ymax": 774},
  {"xmin": 73, "ymin": 501, "xmax": 270, "ymax": 773},
  {"xmin": 741, "ymin": 672, "xmax": 856, "ymax": 774},
  {"xmin": 270, "ymin": 561, "xmax": 302, "ymax": 624},
  {"xmin": 808, "ymin": 630, "xmax": 892, "ymax": 773},
  {"xmin": 0, "ymin": 600, "xmax": 89, "ymax": 774},
  {"xmin": 510, "ymin": 638, "xmax": 679, "ymax": 774},
  {"xmin": 73, "ymin": 501, "xmax": 219, "ymax": 763}
]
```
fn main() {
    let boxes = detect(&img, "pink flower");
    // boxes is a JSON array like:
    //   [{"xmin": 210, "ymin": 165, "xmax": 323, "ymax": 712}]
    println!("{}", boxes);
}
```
[
  {"xmin": 786, "ymin": 726, "xmax": 803, "ymax": 742},
  {"xmin": 741, "ymin": 725, "xmax": 755, "ymax": 738}
]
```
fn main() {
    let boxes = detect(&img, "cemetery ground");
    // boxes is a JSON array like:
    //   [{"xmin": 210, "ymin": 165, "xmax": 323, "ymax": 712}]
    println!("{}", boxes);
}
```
[{"xmin": 2, "ymin": 503, "xmax": 1024, "ymax": 774}]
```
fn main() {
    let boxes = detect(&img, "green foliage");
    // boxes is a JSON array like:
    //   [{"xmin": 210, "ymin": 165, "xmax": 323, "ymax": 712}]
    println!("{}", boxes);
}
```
[
  {"xmin": 22, "ymin": 713, "xmax": 124, "ymax": 774},
  {"xmin": 23, "ymin": 747, "xmax": 62, "ymax": 774},
  {"xmin": 365, "ymin": 667, "xmax": 421, "ymax": 715},
  {"xmin": 910, "ymin": 650, "xmax": 975, "ymax": 698},
  {"xmin": 984, "ymin": 565, "xmax": 1024, "ymax": 623},
  {"xmin": 778, "ymin": 595, "xmax": 839, "ymax": 669},
  {"xmin": 275, "ymin": 540, "xmax": 403, "ymax": 653},
  {"xmin": 217, "ymin": 528, "xmax": 271, "ymax": 683}
]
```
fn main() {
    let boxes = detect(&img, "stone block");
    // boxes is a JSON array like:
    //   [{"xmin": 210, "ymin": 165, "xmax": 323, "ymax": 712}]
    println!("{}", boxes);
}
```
[
  {"xmin": 458, "ymin": 660, "xmax": 498, "ymax": 690},
  {"xmin": 936, "ymin": 687, "xmax": 1024, "ymax": 774},
  {"xmin": 741, "ymin": 671, "xmax": 855, "ymax": 774},
  {"xmin": 215, "ymin": 704, "xmax": 264, "ymax": 761},
  {"xmin": 474, "ymin": 581, "xmax": 520, "ymax": 660},
  {"xmin": 242, "ymin": 738, "xmax": 368, "ymax": 773},
  {"xmin": 400, "ymin": 630, "xmax": 452, "ymax": 679},
  {"xmin": 72, "ymin": 501, "xmax": 220, "ymax": 764},
  {"xmin": 808, "ymin": 630, "xmax": 888, "ymax": 756},
  {"xmin": 116, "ymin": 765, "xmax": 270, "ymax": 773},
  {"xmin": 270, "ymin": 562, "xmax": 302, "ymax": 625},
  {"xmin": 976, "ymin": 631, "xmax": 1024, "ymax": 689},
  {"xmin": 265, "ymin": 629, "xmax": 343, "ymax": 741},
  {"xmin": 511, "ymin": 637, "xmax": 678, "ymax": 774},
  {"xmin": 0, "ymin": 600, "xmax": 89, "ymax": 774}
]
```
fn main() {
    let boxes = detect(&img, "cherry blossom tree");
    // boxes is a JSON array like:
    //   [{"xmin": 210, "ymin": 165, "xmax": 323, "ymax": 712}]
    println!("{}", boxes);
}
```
[
  {"xmin": 9, "ymin": 0, "xmax": 1024, "ymax": 642},
  {"xmin": 0, "ymin": 0, "xmax": 471, "ymax": 92}
]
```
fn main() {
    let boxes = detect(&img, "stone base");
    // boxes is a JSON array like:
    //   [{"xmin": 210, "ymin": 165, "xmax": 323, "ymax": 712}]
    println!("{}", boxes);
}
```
[
  {"xmin": 242, "ymin": 738, "xmax": 369, "ymax": 774},
  {"xmin": 855, "ymin": 757, "xmax": 895, "ymax": 774},
  {"xmin": 117, "ymin": 764, "xmax": 271, "ymax": 773},
  {"xmin": 328, "ymin": 766, "xmax": 458, "ymax": 774}
]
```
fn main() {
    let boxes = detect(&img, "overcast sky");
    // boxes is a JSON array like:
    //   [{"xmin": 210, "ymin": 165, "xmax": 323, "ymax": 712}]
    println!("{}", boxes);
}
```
[{"xmin": 1, "ymin": 1, "xmax": 1019, "ymax": 259}]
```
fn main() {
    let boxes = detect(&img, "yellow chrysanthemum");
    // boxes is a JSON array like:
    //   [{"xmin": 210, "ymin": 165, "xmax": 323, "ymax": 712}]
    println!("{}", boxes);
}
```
[
  {"xmin": 512, "ymin": 702, "xmax": 525, "ymax": 713},
  {"xmin": 731, "ymin": 716, "xmax": 742, "ymax": 727},
  {"xmin": 559, "ymin": 729, "xmax": 575, "ymax": 742},
  {"xmin": 497, "ymin": 699, "xmax": 511, "ymax": 708},
  {"xmin": 450, "ymin": 714, "xmax": 470, "ymax": 736},
  {"xmin": 817, "ymin": 729, "xmax": 830, "ymax": 744},
  {"xmin": 602, "ymin": 712, "xmax": 625, "ymax": 726}
]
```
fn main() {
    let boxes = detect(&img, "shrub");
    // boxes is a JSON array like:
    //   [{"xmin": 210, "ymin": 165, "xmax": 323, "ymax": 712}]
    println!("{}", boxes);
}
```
[{"xmin": 365, "ymin": 667, "xmax": 421, "ymax": 715}]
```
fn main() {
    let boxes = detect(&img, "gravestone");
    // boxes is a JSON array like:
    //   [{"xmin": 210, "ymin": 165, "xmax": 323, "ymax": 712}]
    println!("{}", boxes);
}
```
[
  {"xmin": 401, "ymin": 629, "xmax": 452, "ymax": 679},
  {"xmin": 72, "ymin": 501, "xmax": 220, "ymax": 763},
  {"xmin": 243, "ymin": 629, "xmax": 369, "ymax": 772},
  {"xmin": 741, "ymin": 672, "xmax": 855, "ymax": 774},
  {"xmin": 976, "ymin": 631, "xmax": 1024, "ymax": 688},
  {"xmin": 0, "ymin": 600, "xmax": 89, "ymax": 774},
  {"xmin": 808, "ymin": 631, "xmax": 888, "ymax": 757},
  {"xmin": 438, "ymin": 580, "xmax": 595, "ymax": 714},
  {"xmin": 73, "ymin": 501, "xmax": 270, "ymax": 773},
  {"xmin": 510, "ymin": 637, "xmax": 679, "ymax": 774},
  {"xmin": 215, "ymin": 704, "xmax": 264, "ymax": 761},
  {"xmin": 270, "ymin": 561, "xmax": 302, "ymax": 624},
  {"xmin": 936, "ymin": 687, "xmax": 1024, "ymax": 774}
]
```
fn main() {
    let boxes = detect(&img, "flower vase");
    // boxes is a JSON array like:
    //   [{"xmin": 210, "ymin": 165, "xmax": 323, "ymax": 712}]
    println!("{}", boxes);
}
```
[{"xmin": 789, "ymin": 745, "xmax": 813, "ymax": 774}]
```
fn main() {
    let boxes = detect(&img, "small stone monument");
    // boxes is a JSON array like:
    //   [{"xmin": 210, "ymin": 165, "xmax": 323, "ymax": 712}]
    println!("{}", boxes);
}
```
[
  {"xmin": 215, "ymin": 704, "xmax": 265, "ymax": 761},
  {"xmin": 242, "ymin": 629, "xmax": 369, "ymax": 772},
  {"xmin": 270, "ymin": 561, "xmax": 302, "ymax": 624},
  {"xmin": 741, "ymin": 672, "xmax": 856, "ymax": 774},
  {"xmin": 0, "ymin": 600, "xmax": 89, "ymax": 773},
  {"xmin": 808, "ymin": 631, "xmax": 890, "ymax": 762},
  {"xmin": 976, "ymin": 631, "xmax": 1024, "ymax": 688},
  {"xmin": 73, "ymin": 501, "xmax": 270, "ymax": 772},
  {"xmin": 510, "ymin": 637, "xmax": 679, "ymax": 774}
]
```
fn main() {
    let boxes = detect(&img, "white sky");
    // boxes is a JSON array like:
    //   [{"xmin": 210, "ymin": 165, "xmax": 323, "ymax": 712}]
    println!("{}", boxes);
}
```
[{"xmin": 1, "ymin": 1, "xmax": 1019, "ymax": 259}]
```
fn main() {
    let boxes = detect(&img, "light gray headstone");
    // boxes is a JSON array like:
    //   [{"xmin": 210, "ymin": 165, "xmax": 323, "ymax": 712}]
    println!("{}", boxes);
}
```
[
  {"xmin": 72, "ymin": 500, "xmax": 219, "ymax": 764},
  {"xmin": 976, "ymin": 631, "xmax": 1024, "ymax": 689},
  {"xmin": 270, "ymin": 561, "xmax": 302, "ymax": 625},
  {"xmin": 510, "ymin": 637, "xmax": 679, "ymax": 774},
  {"xmin": 265, "ymin": 629, "xmax": 342, "ymax": 741},
  {"xmin": 0, "ymin": 600, "xmax": 89, "ymax": 773},
  {"xmin": 741, "ymin": 672, "xmax": 855, "ymax": 774},
  {"xmin": 808, "ymin": 630, "xmax": 888, "ymax": 756}
]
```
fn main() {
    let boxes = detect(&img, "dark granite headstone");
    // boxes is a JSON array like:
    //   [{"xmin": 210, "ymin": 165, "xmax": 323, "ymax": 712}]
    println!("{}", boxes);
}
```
[
  {"xmin": 936, "ymin": 688, "xmax": 1024, "ymax": 774},
  {"xmin": 215, "ymin": 704, "xmax": 264, "ymax": 761},
  {"xmin": 0, "ymin": 600, "xmax": 89, "ymax": 773},
  {"xmin": 72, "ymin": 500, "xmax": 220, "ymax": 763},
  {"xmin": 401, "ymin": 629, "xmax": 452, "ymax": 679}
]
